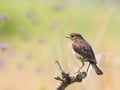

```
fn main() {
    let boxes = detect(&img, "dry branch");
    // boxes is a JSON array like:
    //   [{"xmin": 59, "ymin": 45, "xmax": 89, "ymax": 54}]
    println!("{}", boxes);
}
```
[{"xmin": 55, "ymin": 61, "xmax": 87, "ymax": 90}]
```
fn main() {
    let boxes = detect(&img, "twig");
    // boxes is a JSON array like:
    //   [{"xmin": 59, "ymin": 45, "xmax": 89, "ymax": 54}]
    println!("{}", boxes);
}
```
[
  {"xmin": 55, "ymin": 60, "xmax": 63, "ymax": 72},
  {"xmin": 54, "ymin": 60, "xmax": 87, "ymax": 90}
]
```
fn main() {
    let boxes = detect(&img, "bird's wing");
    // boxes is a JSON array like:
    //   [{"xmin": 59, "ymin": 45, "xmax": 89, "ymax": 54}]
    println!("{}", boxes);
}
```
[{"xmin": 72, "ymin": 40, "xmax": 97, "ymax": 64}]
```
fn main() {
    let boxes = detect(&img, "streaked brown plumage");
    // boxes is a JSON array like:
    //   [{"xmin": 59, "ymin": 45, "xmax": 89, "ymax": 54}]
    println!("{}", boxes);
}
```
[{"xmin": 66, "ymin": 33, "xmax": 103, "ymax": 75}]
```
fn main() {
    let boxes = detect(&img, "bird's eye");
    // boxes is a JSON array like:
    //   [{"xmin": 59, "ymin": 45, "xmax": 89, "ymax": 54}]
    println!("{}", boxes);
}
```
[{"xmin": 71, "ymin": 35, "xmax": 74, "ymax": 37}]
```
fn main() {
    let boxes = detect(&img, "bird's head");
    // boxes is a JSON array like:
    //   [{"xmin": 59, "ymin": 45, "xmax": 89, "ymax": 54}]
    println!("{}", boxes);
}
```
[{"xmin": 66, "ymin": 33, "xmax": 83, "ymax": 41}]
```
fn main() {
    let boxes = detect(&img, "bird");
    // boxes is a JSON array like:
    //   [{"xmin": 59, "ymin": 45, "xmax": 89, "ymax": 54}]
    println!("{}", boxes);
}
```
[{"xmin": 66, "ymin": 33, "xmax": 103, "ymax": 75}]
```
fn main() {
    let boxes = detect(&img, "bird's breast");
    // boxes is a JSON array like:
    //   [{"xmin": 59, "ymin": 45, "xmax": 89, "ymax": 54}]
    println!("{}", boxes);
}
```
[{"xmin": 71, "ymin": 47, "xmax": 84, "ymax": 61}]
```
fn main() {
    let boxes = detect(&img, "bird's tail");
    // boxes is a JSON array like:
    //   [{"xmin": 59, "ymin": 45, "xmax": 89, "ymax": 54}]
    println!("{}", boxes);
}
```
[{"xmin": 91, "ymin": 63, "xmax": 103, "ymax": 75}]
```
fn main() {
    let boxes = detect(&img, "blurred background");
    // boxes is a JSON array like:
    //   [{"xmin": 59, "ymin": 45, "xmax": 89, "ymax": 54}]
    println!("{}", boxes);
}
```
[{"xmin": 0, "ymin": 0, "xmax": 120, "ymax": 90}]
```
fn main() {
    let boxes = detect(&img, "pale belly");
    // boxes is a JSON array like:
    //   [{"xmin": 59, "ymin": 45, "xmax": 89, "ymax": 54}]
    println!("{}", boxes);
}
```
[
  {"xmin": 72, "ymin": 48, "xmax": 89, "ymax": 62},
  {"xmin": 69, "ymin": 43, "xmax": 88, "ymax": 62}
]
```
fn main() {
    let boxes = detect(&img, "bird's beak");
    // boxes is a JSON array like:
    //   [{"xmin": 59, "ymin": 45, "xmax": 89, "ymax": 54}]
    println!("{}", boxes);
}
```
[{"xmin": 65, "ymin": 36, "xmax": 70, "ymax": 39}]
